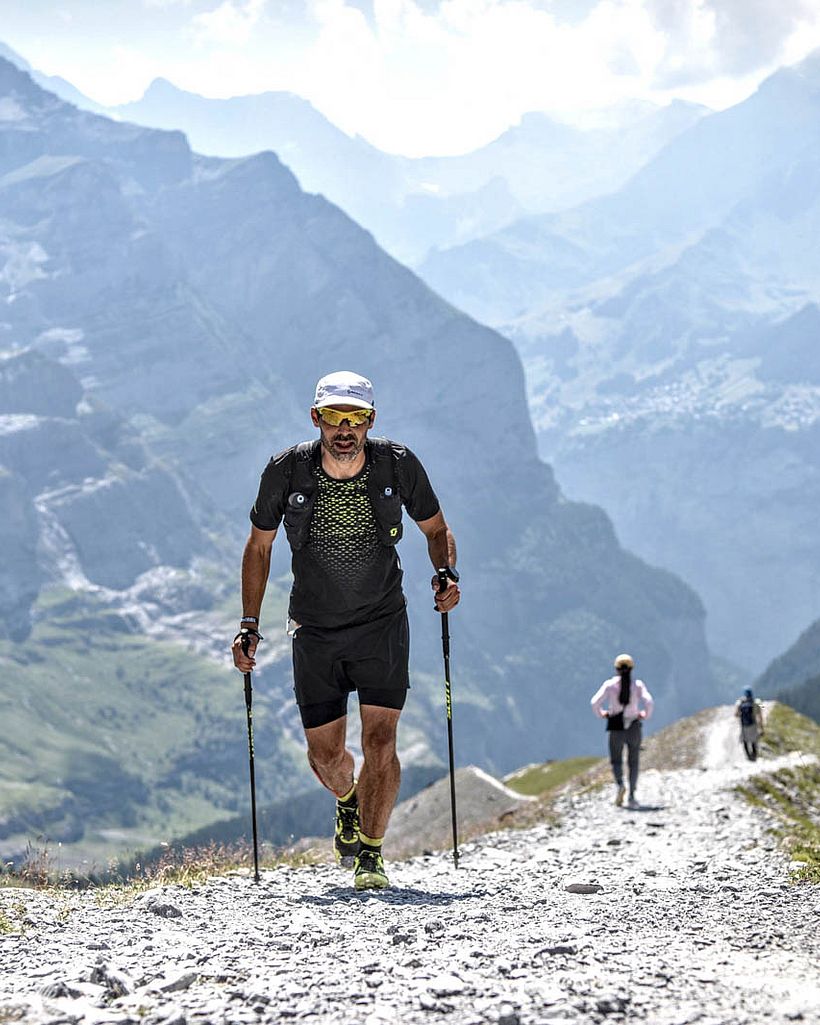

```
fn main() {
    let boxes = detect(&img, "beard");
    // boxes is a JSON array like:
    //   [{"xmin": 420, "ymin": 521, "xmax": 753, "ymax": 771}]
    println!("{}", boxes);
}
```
[{"xmin": 321, "ymin": 430, "xmax": 365, "ymax": 462}]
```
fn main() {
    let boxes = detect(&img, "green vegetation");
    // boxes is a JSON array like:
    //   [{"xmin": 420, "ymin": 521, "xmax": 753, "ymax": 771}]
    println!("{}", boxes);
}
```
[
  {"xmin": 759, "ymin": 702, "xmax": 820, "ymax": 759},
  {"xmin": 735, "ymin": 703, "xmax": 820, "ymax": 884},
  {"xmin": 0, "ymin": 897, "xmax": 28, "ymax": 935},
  {"xmin": 504, "ymin": 757, "xmax": 601, "ymax": 796},
  {"xmin": 774, "ymin": 675, "xmax": 820, "ymax": 726},
  {"xmin": 0, "ymin": 586, "xmax": 307, "ymax": 869},
  {"xmin": 736, "ymin": 764, "xmax": 820, "ymax": 884},
  {"xmin": 1, "ymin": 838, "xmax": 326, "ymax": 894}
]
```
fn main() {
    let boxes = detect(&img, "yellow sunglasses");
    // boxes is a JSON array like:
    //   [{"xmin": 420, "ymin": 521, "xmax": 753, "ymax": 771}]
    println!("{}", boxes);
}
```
[{"xmin": 316, "ymin": 406, "xmax": 373, "ymax": 427}]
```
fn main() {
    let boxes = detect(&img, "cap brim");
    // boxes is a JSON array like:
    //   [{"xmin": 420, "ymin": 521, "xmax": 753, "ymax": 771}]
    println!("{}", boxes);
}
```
[{"xmin": 314, "ymin": 397, "xmax": 374, "ymax": 410}]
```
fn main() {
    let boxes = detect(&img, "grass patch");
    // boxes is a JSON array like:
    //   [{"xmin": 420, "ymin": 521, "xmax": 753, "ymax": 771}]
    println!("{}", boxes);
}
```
[
  {"xmin": 0, "ymin": 586, "xmax": 308, "ymax": 867},
  {"xmin": 736, "ymin": 762, "xmax": 820, "ymax": 884},
  {"xmin": 0, "ymin": 911, "xmax": 12, "ymax": 934},
  {"xmin": 0, "ymin": 837, "xmax": 328, "ymax": 895},
  {"xmin": 122, "ymin": 840, "xmax": 326, "ymax": 890},
  {"xmin": 491, "ymin": 756, "xmax": 607, "ymax": 833},
  {"xmin": 504, "ymin": 757, "xmax": 601, "ymax": 796},
  {"xmin": 759, "ymin": 703, "xmax": 820, "ymax": 759}
]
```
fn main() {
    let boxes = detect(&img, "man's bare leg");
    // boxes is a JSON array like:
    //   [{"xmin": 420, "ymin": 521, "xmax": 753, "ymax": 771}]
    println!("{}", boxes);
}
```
[
  {"xmin": 357, "ymin": 705, "xmax": 401, "ymax": 838},
  {"xmin": 304, "ymin": 716, "xmax": 354, "ymax": 797}
]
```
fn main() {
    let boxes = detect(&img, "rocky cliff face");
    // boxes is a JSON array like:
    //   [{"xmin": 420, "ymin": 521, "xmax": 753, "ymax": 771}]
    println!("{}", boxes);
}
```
[
  {"xmin": 756, "ymin": 619, "xmax": 820, "ymax": 695},
  {"xmin": 0, "ymin": 348, "xmax": 208, "ymax": 627},
  {"xmin": 0, "ymin": 59, "xmax": 716, "ymax": 858}
]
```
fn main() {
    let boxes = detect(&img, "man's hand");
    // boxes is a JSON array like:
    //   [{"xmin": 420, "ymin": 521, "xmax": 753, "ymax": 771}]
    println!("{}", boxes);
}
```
[
  {"xmin": 431, "ymin": 574, "xmax": 461, "ymax": 612},
  {"xmin": 232, "ymin": 627, "xmax": 262, "ymax": 673}
]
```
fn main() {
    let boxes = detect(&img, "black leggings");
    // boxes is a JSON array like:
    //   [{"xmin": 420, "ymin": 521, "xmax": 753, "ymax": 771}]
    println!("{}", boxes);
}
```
[{"xmin": 608, "ymin": 719, "xmax": 642, "ymax": 793}]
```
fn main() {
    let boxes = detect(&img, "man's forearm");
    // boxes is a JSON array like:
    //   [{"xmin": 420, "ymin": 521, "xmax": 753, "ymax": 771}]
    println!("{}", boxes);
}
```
[
  {"xmin": 241, "ymin": 540, "xmax": 272, "ymax": 621},
  {"xmin": 427, "ymin": 525, "xmax": 457, "ymax": 570}
]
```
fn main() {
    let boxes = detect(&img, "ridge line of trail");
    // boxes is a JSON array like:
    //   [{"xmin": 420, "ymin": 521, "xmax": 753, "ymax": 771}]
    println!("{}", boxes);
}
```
[{"xmin": 1, "ymin": 712, "xmax": 818, "ymax": 1025}]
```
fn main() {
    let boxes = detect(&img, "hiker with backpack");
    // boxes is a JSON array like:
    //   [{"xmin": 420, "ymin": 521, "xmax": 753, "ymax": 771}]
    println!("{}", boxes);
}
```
[
  {"xmin": 590, "ymin": 653, "xmax": 654, "ymax": 808},
  {"xmin": 232, "ymin": 371, "xmax": 460, "ymax": 890},
  {"xmin": 735, "ymin": 688, "xmax": 765, "ymax": 761}
]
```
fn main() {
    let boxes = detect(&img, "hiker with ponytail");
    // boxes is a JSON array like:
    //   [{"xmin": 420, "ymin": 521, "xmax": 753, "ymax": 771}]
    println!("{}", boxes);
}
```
[{"xmin": 590, "ymin": 653, "xmax": 654, "ymax": 808}]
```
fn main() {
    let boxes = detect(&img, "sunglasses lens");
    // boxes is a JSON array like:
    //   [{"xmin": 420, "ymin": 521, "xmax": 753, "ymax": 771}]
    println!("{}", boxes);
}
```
[{"xmin": 318, "ymin": 407, "xmax": 371, "ymax": 426}]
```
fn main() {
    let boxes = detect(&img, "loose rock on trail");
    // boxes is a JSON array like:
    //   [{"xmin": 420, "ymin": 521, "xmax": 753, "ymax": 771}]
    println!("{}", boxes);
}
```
[{"xmin": 2, "ymin": 707, "xmax": 818, "ymax": 1025}]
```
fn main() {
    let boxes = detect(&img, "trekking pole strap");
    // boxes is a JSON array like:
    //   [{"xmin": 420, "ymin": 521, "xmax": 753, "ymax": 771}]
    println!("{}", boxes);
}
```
[{"xmin": 237, "ymin": 627, "xmax": 264, "ymax": 653}]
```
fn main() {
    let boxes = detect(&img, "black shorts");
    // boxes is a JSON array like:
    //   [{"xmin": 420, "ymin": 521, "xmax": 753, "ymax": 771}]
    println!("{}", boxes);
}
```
[{"xmin": 292, "ymin": 607, "xmax": 410, "ymax": 729}]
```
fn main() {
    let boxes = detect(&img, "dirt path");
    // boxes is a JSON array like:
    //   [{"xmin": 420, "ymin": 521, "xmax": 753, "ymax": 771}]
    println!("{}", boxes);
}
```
[{"xmin": 1, "ymin": 707, "xmax": 818, "ymax": 1025}]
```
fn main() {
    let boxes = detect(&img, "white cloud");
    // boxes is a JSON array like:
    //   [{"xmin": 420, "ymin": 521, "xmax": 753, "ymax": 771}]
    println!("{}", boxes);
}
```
[
  {"xmin": 192, "ymin": 0, "xmax": 269, "ymax": 45},
  {"xmin": 291, "ymin": 0, "xmax": 820, "ymax": 152},
  {"xmin": 288, "ymin": 0, "xmax": 678, "ymax": 151},
  {"xmin": 647, "ymin": 0, "xmax": 819, "ymax": 83},
  {"xmin": 143, "ymin": 0, "xmax": 195, "ymax": 8},
  {"xmin": 12, "ymin": 0, "xmax": 820, "ymax": 154}
]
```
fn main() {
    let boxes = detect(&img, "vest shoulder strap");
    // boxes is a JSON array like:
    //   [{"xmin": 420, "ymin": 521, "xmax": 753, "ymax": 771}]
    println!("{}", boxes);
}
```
[
  {"xmin": 368, "ymin": 437, "xmax": 405, "ymax": 492},
  {"xmin": 284, "ymin": 440, "xmax": 320, "ymax": 494}
]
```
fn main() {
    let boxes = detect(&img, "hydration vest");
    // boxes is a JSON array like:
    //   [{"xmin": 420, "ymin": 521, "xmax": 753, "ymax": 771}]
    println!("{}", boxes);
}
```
[
  {"xmin": 739, "ymin": 698, "xmax": 756, "ymax": 727},
  {"xmin": 281, "ymin": 437, "xmax": 406, "ymax": 551}
]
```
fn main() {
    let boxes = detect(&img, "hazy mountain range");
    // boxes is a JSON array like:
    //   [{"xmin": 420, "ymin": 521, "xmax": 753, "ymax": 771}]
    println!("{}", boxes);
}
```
[
  {"xmin": 757, "ymin": 617, "xmax": 820, "ymax": 723},
  {"xmin": 420, "ymin": 51, "xmax": 820, "ymax": 672},
  {"xmin": 0, "ymin": 42, "xmax": 706, "ymax": 266},
  {"xmin": 9, "ymin": 36, "xmax": 815, "ymax": 674},
  {"xmin": 0, "ymin": 56, "xmax": 715, "ymax": 864}
]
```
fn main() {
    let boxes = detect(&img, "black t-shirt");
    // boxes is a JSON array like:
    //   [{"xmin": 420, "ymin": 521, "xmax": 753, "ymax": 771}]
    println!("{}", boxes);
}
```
[{"xmin": 250, "ymin": 439, "xmax": 440, "ymax": 629}]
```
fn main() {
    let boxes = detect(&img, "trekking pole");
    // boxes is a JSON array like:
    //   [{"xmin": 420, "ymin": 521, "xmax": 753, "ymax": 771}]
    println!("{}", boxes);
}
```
[
  {"xmin": 240, "ymin": 633, "xmax": 261, "ymax": 883},
  {"xmin": 436, "ymin": 567, "xmax": 460, "ymax": 869}
]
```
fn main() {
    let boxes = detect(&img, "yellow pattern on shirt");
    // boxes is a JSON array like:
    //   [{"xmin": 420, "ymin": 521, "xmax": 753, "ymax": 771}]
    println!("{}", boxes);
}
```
[{"xmin": 309, "ymin": 466, "xmax": 380, "ymax": 587}]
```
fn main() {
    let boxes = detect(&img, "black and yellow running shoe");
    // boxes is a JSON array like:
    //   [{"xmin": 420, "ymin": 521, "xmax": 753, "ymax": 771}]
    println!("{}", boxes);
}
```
[
  {"xmin": 354, "ymin": 848, "xmax": 389, "ymax": 890},
  {"xmin": 334, "ymin": 795, "xmax": 360, "ymax": 868}
]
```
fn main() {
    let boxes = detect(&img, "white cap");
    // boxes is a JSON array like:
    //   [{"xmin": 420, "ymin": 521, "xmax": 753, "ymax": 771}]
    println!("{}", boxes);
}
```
[
  {"xmin": 614, "ymin": 653, "xmax": 634, "ymax": 669},
  {"xmin": 313, "ymin": 371, "xmax": 375, "ymax": 410}
]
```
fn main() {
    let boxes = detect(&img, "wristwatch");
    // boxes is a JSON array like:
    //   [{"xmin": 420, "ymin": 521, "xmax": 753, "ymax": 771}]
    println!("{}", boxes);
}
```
[{"xmin": 437, "ymin": 565, "xmax": 459, "ymax": 583}]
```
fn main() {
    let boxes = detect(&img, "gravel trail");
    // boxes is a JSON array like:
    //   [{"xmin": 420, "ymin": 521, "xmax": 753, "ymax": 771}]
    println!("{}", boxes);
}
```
[{"xmin": 2, "ymin": 708, "xmax": 818, "ymax": 1025}]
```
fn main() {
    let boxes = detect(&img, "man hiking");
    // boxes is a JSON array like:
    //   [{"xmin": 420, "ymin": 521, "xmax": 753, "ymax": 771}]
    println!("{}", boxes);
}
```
[
  {"xmin": 232, "ymin": 371, "xmax": 460, "ymax": 890},
  {"xmin": 735, "ymin": 688, "xmax": 765, "ymax": 761},
  {"xmin": 590, "ymin": 653, "xmax": 654, "ymax": 808}
]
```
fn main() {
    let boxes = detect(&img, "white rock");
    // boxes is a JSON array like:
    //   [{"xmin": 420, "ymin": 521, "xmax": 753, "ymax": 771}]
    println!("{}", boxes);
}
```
[{"xmin": 429, "ymin": 973, "xmax": 466, "ymax": 996}]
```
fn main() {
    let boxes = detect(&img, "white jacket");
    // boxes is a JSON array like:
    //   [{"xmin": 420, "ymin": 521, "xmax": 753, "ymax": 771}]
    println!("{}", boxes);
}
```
[{"xmin": 590, "ymin": 676, "xmax": 654, "ymax": 729}]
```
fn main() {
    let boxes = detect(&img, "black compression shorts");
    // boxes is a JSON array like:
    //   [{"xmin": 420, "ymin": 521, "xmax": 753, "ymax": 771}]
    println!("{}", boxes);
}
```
[{"xmin": 292, "ymin": 607, "xmax": 410, "ymax": 729}]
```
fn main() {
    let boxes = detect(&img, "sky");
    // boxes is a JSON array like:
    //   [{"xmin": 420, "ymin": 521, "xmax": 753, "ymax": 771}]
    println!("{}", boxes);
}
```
[{"xmin": 3, "ymin": 0, "xmax": 820, "ymax": 155}]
